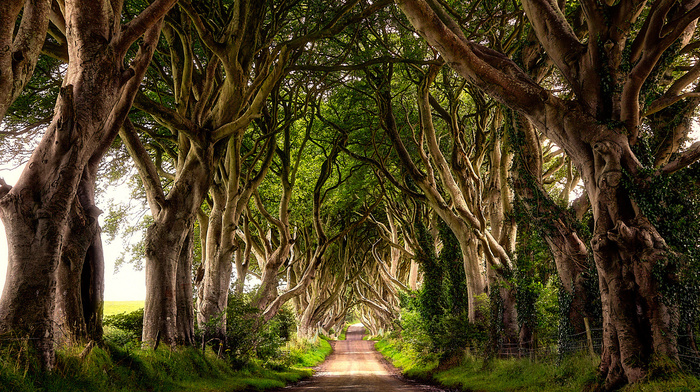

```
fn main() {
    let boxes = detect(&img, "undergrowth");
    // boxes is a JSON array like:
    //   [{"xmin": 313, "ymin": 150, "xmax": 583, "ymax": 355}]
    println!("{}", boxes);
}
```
[{"xmin": 285, "ymin": 337, "xmax": 332, "ymax": 368}]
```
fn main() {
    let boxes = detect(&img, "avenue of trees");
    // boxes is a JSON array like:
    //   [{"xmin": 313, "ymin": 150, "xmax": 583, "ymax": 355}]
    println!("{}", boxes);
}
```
[{"xmin": 1, "ymin": 0, "xmax": 699, "ymax": 391}]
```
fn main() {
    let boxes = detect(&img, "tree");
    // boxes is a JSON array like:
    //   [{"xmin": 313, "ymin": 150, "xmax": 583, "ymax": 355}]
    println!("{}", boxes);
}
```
[
  {"xmin": 0, "ymin": 0, "xmax": 176, "ymax": 368},
  {"xmin": 396, "ymin": 0, "xmax": 700, "ymax": 388}
]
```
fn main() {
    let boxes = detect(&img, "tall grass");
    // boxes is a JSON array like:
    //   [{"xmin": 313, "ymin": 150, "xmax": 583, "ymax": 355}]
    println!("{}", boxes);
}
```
[
  {"xmin": 0, "ymin": 335, "xmax": 331, "ymax": 392},
  {"xmin": 374, "ymin": 337, "xmax": 437, "ymax": 380},
  {"xmin": 433, "ymin": 354, "xmax": 598, "ymax": 392},
  {"xmin": 285, "ymin": 337, "xmax": 332, "ymax": 368}
]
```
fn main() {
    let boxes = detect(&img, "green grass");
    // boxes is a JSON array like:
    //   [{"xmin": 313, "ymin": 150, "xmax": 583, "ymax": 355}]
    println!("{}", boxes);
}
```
[
  {"xmin": 287, "ymin": 337, "xmax": 332, "ymax": 368},
  {"xmin": 103, "ymin": 301, "xmax": 144, "ymax": 316},
  {"xmin": 376, "ymin": 336, "xmax": 700, "ymax": 392},
  {"xmin": 432, "ymin": 354, "xmax": 598, "ymax": 392},
  {"xmin": 0, "ymin": 344, "xmax": 310, "ymax": 392},
  {"xmin": 0, "ymin": 335, "xmax": 331, "ymax": 392},
  {"xmin": 338, "ymin": 324, "xmax": 351, "ymax": 340},
  {"xmin": 374, "ymin": 338, "xmax": 437, "ymax": 380}
]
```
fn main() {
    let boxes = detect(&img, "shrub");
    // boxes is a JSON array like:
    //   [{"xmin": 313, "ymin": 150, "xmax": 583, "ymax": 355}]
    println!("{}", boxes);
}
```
[
  {"xmin": 103, "ymin": 308, "xmax": 144, "ymax": 345},
  {"xmin": 196, "ymin": 294, "xmax": 296, "ymax": 368}
]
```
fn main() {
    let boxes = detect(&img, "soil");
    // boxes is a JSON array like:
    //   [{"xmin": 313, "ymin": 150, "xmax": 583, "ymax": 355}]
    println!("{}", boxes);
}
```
[{"xmin": 274, "ymin": 324, "xmax": 450, "ymax": 391}]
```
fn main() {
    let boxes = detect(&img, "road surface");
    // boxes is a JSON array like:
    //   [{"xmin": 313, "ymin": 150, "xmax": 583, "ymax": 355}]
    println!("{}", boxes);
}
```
[{"xmin": 276, "ymin": 324, "xmax": 447, "ymax": 391}]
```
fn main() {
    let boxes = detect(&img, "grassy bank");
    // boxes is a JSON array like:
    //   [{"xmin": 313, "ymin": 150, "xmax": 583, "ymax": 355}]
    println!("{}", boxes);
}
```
[
  {"xmin": 292, "ymin": 337, "xmax": 332, "ymax": 367},
  {"xmin": 0, "ymin": 336, "xmax": 331, "ymax": 392},
  {"xmin": 376, "ymin": 337, "xmax": 700, "ymax": 392},
  {"xmin": 374, "ymin": 338, "xmax": 437, "ymax": 380}
]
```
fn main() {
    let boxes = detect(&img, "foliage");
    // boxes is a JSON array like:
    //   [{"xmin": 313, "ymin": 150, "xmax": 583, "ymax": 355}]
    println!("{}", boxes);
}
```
[
  {"xmin": 395, "ymin": 294, "xmax": 439, "ymax": 365},
  {"xmin": 399, "ymin": 216, "xmax": 490, "ymax": 362},
  {"xmin": 624, "ymin": 161, "xmax": 700, "ymax": 334},
  {"xmin": 283, "ymin": 338, "xmax": 332, "ymax": 368},
  {"xmin": 374, "ymin": 335, "xmax": 438, "ymax": 381},
  {"xmin": 437, "ymin": 219, "xmax": 484, "ymax": 359},
  {"xmin": 2, "ymin": 55, "xmax": 63, "ymax": 164},
  {"xmin": 535, "ymin": 278, "xmax": 561, "ymax": 347},
  {"xmin": 338, "ymin": 323, "xmax": 350, "ymax": 341},
  {"xmin": 487, "ymin": 278, "xmax": 507, "ymax": 356},
  {"xmin": 514, "ymin": 221, "xmax": 551, "ymax": 341},
  {"xmin": 103, "ymin": 308, "xmax": 144, "ymax": 345},
  {"xmin": 414, "ymin": 216, "xmax": 444, "ymax": 347},
  {"xmin": 512, "ymin": 217, "xmax": 573, "ymax": 349},
  {"xmin": 438, "ymin": 219, "xmax": 468, "ymax": 316},
  {"xmin": 433, "ymin": 354, "xmax": 600, "ymax": 392},
  {"xmin": 196, "ymin": 294, "xmax": 297, "ymax": 369}
]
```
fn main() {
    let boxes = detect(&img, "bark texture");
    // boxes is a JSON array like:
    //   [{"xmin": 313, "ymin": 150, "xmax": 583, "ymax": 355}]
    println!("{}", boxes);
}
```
[
  {"xmin": 54, "ymin": 164, "xmax": 104, "ymax": 345},
  {"xmin": 0, "ymin": 0, "xmax": 51, "ymax": 120},
  {"xmin": 141, "ymin": 144, "xmax": 213, "ymax": 347}
]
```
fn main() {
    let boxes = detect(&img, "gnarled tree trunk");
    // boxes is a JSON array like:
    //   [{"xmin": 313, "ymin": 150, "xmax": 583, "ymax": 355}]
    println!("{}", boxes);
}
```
[
  {"xmin": 0, "ymin": 3, "xmax": 170, "ymax": 367},
  {"xmin": 587, "ymin": 137, "xmax": 678, "ymax": 388},
  {"xmin": 142, "ymin": 145, "xmax": 213, "ymax": 347},
  {"xmin": 197, "ymin": 184, "xmax": 235, "ymax": 342},
  {"xmin": 176, "ymin": 226, "xmax": 196, "ymax": 346},
  {"xmin": 395, "ymin": 1, "xmax": 699, "ymax": 388},
  {"xmin": 54, "ymin": 165, "xmax": 104, "ymax": 345}
]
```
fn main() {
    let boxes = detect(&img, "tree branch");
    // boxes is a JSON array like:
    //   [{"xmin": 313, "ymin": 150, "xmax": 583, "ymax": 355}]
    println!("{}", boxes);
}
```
[
  {"xmin": 113, "ymin": 0, "xmax": 178, "ymax": 57},
  {"xmin": 134, "ymin": 91, "xmax": 201, "ymax": 144},
  {"xmin": 661, "ymin": 141, "xmax": 700, "ymax": 174},
  {"xmin": 521, "ymin": 0, "xmax": 584, "ymax": 91},
  {"xmin": 0, "ymin": 0, "xmax": 52, "ymax": 119},
  {"xmin": 178, "ymin": 0, "xmax": 227, "ymax": 57},
  {"xmin": 120, "ymin": 119, "xmax": 166, "ymax": 217}
]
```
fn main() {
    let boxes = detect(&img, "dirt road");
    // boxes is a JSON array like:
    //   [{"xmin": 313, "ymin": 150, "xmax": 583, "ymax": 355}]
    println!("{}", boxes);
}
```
[{"xmin": 277, "ymin": 324, "xmax": 446, "ymax": 391}]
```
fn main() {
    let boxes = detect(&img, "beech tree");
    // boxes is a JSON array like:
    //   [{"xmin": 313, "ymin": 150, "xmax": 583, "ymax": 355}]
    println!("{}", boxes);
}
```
[
  {"xmin": 294, "ymin": 232, "xmax": 362, "ymax": 337},
  {"xmin": 396, "ymin": 0, "xmax": 700, "ymax": 388},
  {"xmin": 0, "ymin": 0, "xmax": 176, "ymax": 368}
]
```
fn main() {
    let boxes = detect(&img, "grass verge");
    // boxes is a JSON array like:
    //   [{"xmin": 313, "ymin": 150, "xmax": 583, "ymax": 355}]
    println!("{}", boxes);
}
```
[
  {"xmin": 338, "ymin": 324, "xmax": 351, "ymax": 341},
  {"xmin": 432, "ymin": 354, "xmax": 598, "ymax": 392},
  {"xmin": 0, "ymin": 336, "xmax": 331, "ymax": 392},
  {"xmin": 287, "ymin": 337, "xmax": 332, "ymax": 367},
  {"xmin": 376, "ymin": 336, "xmax": 700, "ymax": 392},
  {"xmin": 374, "ymin": 337, "xmax": 437, "ymax": 381}
]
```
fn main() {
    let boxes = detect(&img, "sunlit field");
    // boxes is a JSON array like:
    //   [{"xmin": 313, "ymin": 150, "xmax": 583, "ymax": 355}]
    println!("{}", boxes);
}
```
[{"xmin": 104, "ymin": 301, "xmax": 144, "ymax": 316}]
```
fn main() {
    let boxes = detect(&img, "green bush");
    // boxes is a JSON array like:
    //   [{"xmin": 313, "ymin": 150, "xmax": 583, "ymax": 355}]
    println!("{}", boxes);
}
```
[
  {"xmin": 103, "ymin": 307, "xmax": 144, "ymax": 345},
  {"xmin": 284, "ymin": 338, "xmax": 332, "ymax": 368},
  {"xmin": 397, "ymin": 217, "xmax": 490, "ymax": 363},
  {"xmin": 196, "ymin": 294, "xmax": 296, "ymax": 368}
]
